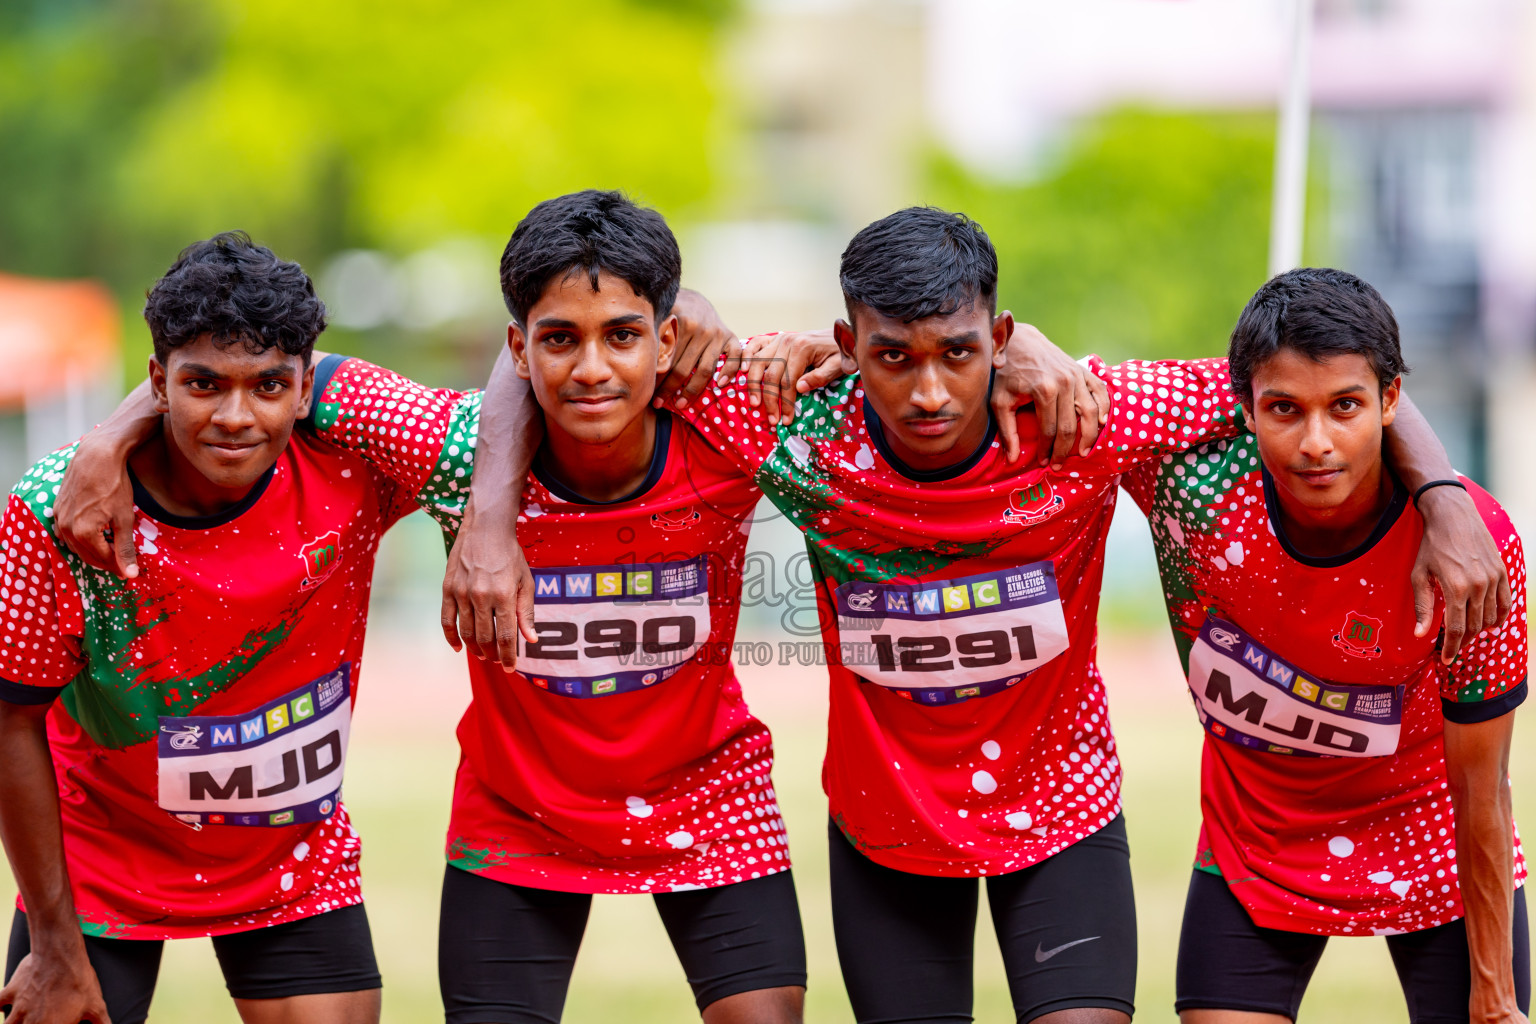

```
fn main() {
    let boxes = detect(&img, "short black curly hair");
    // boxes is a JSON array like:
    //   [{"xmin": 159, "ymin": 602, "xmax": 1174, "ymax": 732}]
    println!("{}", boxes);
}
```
[
  {"xmin": 144, "ymin": 231, "xmax": 327, "ymax": 364},
  {"xmin": 1228, "ymin": 267, "xmax": 1407, "ymax": 403},
  {"xmin": 840, "ymin": 207, "xmax": 998, "ymax": 324},
  {"xmin": 500, "ymin": 190, "xmax": 681, "ymax": 327}
]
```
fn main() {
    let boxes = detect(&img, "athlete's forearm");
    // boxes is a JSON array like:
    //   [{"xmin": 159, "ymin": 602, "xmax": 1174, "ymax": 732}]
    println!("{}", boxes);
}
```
[
  {"xmin": 0, "ymin": 702, "xmax": 85, "ymax": 953},
  {"xmin": 84, "ymin": 376, "xmax": 159, "ymax": 457},
  {"xmin": 991, "ymin": 323, "xmax": 1108, "ymax": 466},
  {"xmin": 441, "ymin": 344, "xmax": 543, "ymax": 663},
  {"xmin": 1444, "ymin": 715, "xmax": 1521, "ymax": 1020},
  {"xmin": 1384, "ymin": 395, "xmax": 1458, "ymax": 491},
  {"xmin": 1386, "ymin": 394, "xmax": 1511, "ymax": 658},
  {"xmin": 661, "ymin": 288, "xmax": 743, "ymax": 406},
  {"xmin": 55, "ymin": 377, "xmax": 162, "ymax": 576},
  {"xmin": 465, "ymin": 344, "xmax": 541, "ymax": 528}
]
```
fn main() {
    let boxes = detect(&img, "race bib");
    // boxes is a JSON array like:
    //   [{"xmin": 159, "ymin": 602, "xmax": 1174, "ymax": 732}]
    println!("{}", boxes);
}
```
[
  {"xmin": 1188, "ymin": 616, "xmax": 1403, "ymax": 757},
  {"xmin": 834, "ymin": 561, "xmax": 1069, "ymax": 705},
  {"xmin": 518, "ymin": 556, "xmax": 711, "ymax": 698},
  {"xmin": 157, "ymin": 666, "xmax": 351, "ymax": 826}
]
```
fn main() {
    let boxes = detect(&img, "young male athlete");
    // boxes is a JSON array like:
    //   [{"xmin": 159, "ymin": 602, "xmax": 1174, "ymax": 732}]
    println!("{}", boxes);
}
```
[
  {"xmin": 450, "ymin": 207, "xmax": 1508, "ymax": 1024},
  {"xmin": 1121, "ymin": 268, "xmax": 1529, "ymax": 1024},
  {"xmin": 0, "ymin": 234, "xmax": 384, "ymax": 1024},
  {"xmin": 321, "ymin": 190, "xmax": 823, "ymax": 1023}
]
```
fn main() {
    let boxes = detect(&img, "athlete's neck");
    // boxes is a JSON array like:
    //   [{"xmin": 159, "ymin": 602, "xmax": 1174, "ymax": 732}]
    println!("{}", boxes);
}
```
[
  {"xmin": 1270, "ymin": 459, "xmax": 1395, "ymax": 560},
  {"xmin": 128, "ymin": 419, "xmax": 266, "ymax": 518},
  {"xmin": 540, "ymin": 408, "xmax": 657, "ymax": 503}
]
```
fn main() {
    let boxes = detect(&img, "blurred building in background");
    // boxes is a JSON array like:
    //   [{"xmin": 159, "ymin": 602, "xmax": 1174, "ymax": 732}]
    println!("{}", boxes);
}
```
[
  {"xmin": 683, "ymin": 0, "xmax": 925, "ymax": 337},
  {"xmin": 924, "ymin": 0, "xmax": 1536, "ymax": 529}
]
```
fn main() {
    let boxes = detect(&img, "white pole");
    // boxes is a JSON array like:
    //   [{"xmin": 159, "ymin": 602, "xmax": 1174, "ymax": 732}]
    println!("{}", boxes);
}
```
[
  {"xmin": 1269, "ymin": 0, "xmax": 1316, "ymax": 278},
  {"xmin": 64, "ymin": 367, "xmax": 85, "ymax": 442}
]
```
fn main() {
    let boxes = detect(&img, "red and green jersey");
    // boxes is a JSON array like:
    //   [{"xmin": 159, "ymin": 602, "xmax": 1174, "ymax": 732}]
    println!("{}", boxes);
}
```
[
  {"xmin": 0, "ymin": 407, "xmax": 447, "ymax": 937},
  {"xmin": 1124, "ymin": 437, "xmax": 1528, "ymax": 934},
  {"xmin": 310, "ymin": 357, "xmax": 788, "ymax": 894},
  {"xmin": 681, "ymin": 354, "xmax": 1240, "ymax": 876}
]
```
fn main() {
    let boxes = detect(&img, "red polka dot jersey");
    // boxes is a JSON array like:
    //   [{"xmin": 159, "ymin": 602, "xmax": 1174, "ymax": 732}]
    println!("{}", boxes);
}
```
[
  {"xmin": 312, "ymin": 357, "xmax": 790, "ymax": 894},
  {"xmin": 1123, "ymin": 435, "xmax": 1528, "ymax": 934},
  {"xmin": 0, "ymin": 397, "xmax": 435, "ymax": 937},
  {"xmin": 681, "ymin": 353, "xmax": 1240, "ymax": 876}
]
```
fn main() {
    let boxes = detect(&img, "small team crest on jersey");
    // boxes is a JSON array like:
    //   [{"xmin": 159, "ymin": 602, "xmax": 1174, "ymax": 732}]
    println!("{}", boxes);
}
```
[
  {"xmin": 1332, "ymin": 611, "xmax": 1384, "ymax": 659},
  {"xmin": 651, "ymin": 507, "xmax": 701, "ymax": 532},
  {"xmin": 299, "ymin": 530, "xmax": 343, "ymax": 590},
  {"xmin": 1003, "ymin": 481, "xmax": 1065, "ymax": 525}
]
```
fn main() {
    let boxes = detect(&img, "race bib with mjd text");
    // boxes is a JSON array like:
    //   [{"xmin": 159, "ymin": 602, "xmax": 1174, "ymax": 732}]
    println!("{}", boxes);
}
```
[
  {"xmin": 517, "ymin": 556, "xmax": 711, "ymax": 698},
  {"xmin": 834, "ymin": 560, "xmax": 1070, "ymax": 705},
  {"xmin": 157, "ymin": 665, "xmax": 352, "ymax": 826},
  {"xmin": 1187, "ymin": 615, "xmax": 1403, "ymax": 757}
]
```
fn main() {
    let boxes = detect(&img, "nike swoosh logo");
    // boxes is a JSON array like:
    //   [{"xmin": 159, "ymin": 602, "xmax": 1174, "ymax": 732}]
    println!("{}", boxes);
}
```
[{"xmin": 1034, "ymin": 936, "xmax": 1101, "ymax": 962}]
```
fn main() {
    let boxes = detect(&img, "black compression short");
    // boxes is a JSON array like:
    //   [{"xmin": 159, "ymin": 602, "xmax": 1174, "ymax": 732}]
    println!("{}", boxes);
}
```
[
  {"xmin": 828, "ymin": 813, "xmax": 1137, "ymax": 1024},
  {"xmin": 4, "ymin": 903, "xmax": 381, "ymax": 1024},
  {"xmin": 437, "ymin": 864, "xmax": 807, "ymax": 1024},
  {"xmin": 1176, "ymin": 868, "xmax": 1531, "ymax": 1022}
]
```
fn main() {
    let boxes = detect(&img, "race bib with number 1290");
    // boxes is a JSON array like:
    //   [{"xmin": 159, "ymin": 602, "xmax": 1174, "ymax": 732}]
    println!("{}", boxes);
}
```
[
  {"xmin": 517, "ymin": 556, "xmax": 711, "ymax": 698},
  {"xmin": 834, "ymin": 561, "xmax": 1070, "ymax": 705}
]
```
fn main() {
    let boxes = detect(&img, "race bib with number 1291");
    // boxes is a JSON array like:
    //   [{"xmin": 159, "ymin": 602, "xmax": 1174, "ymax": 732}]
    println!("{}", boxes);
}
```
[{"xmin": 834, "ymin": 560, "xmax": 1070, "ymax": 705}]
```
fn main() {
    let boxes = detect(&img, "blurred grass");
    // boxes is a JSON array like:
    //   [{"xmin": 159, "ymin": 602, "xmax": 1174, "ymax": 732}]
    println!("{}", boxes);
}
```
[{"xmin": 4, "ymin": 627, "xmax": 1533, "ymax": 1022}]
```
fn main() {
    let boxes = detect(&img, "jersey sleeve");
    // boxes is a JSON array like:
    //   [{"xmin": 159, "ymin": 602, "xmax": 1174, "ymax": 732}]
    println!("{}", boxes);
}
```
[
  {"xmin": 307, "ymin": 354, "xmax": 475, "ymax": 518},
  {"xmin": 677, "ymin": 340, "xmax": 792, "ymax": 478},
  {"xmin": 407, "ymin": 390, "xmax": 484, "ymax": 539},
  {"xmin": 1080, "ymin": 356, "xmax": 1243, "ymax": 474},
  {"xmin": 1440, "ymin": 483, "xmax": 1529, "ymax": 723},
  {"xmin": 0, "ymin": 490, "xmax": 87, "ymax": 705}
]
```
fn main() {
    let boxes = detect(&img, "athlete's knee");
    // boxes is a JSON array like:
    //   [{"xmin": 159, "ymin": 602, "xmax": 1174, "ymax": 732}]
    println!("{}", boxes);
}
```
[
  {"xmin": 232, "ymin": 987, "xmax": 382, "ymax": 1024},
  {"xmin": 1028, "ymin": 1008, "xmax": 1131, "ymax": 1024},
  {"xmin": 701, "ymin": 984, "xmax": 805, "ymax": 1024},
  {"xmin": 1178, "ymin": 1011, "xmax": 1292, "ymax": 1024}
]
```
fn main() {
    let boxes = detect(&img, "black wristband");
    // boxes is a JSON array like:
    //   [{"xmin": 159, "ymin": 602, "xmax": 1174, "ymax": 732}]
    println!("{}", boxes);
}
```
[{"xmin": 1412, "ymin": 478, "xmax": 1467, "ymax": 508}]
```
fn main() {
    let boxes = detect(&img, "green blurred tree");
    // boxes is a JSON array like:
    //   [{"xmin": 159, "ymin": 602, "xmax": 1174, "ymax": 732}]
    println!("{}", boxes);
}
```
[
  {"xmin": 0, "ymin": 0, "xmax": 220, "ymax": 284},
  {"xmin": 928, "ymin": 110, "xmax": 1330, "ymax": 363},
  {"xmin": 0, "ymin": 0, "xmax": 732, "ymax": 313}
]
